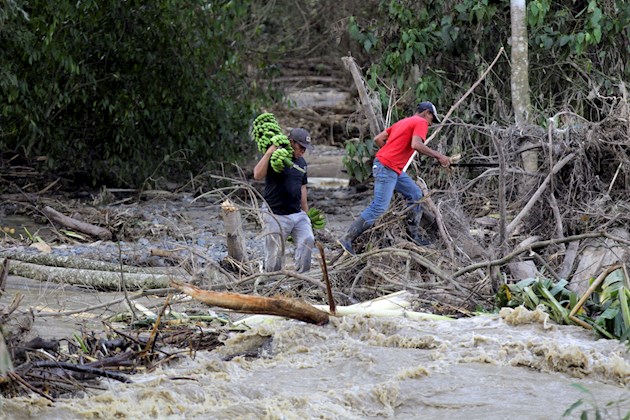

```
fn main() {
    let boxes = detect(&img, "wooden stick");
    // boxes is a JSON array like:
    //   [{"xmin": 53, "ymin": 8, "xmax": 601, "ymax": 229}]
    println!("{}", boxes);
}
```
[
  {"xmin": 317, "ymin": 243, "xmax": 336, "ymax": 314},
  {"xmin": 42, "ymin": 205, "xmax": 112, "ymax": 240},
  {"xmin": 569, "ymin": 264, "xmax": 620, "ymax": 318},
  {"xmin": 453, "ymin": 231, "xmax": 608, "ymax": 278},
  {"xmin": 341, "ymin": 56, "xmax": 384, "ymax": 138},
  {"xmin": 415, "ymin": 179, "xmax": 455, "ymax": 261},
  {"xmin": 8, "ymin": 371, "xmax": 54, "ymax": 401},
  {"xmin": 403, "ymin": 47, "xmax": 505, "ymax": 173},
  {"xmin": 505, "ymin": 152, "xmax": 575, "ymax": 237},
  {"xmin": 171, "ymin": 280, "xmax": 329, "ymax": 325}
]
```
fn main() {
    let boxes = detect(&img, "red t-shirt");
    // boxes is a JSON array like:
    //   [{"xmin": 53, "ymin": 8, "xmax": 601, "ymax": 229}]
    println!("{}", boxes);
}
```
[{"xmin": 376, "ymin": 115, "xmax": 428, "ymax": 175}]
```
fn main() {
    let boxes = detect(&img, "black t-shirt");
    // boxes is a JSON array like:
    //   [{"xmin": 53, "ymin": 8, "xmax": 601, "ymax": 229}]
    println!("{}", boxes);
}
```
[{"xmin": 264, "ymin": 156, "xmax": 307, "ymax": 215}]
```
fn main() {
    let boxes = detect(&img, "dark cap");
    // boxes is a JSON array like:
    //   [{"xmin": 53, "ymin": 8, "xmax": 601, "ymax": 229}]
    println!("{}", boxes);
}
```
[
  {"xmin": 416, "ymin": 101, "xmax": 441, "ymax": 122},
  {"xmin": 289, "ymin": 128, "xmax": 313, "ymax": 150}
]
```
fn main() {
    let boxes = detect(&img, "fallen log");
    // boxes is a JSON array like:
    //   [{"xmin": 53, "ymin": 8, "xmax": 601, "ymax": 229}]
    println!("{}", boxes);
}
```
[
  {"xmin": 42, "ymin": 205, "xmax": 112, "ymax": 241},
  {"xmin": 8, "ymin": 260, "xmax": 176, "ymax": 291},
  {"xmin": 0, "ymin": 251, "xmax": 178, "ymax": 275},
  {"xmin": 171, "ymin": 280, "xmax": 329, "ymax": 325}
]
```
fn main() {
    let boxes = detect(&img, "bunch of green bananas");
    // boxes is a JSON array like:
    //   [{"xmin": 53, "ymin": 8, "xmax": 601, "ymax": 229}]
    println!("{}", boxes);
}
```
[
  {"xmin": 307, "ymin": 207, "xmax": 326, "ymax": 230},
  {"xmin": 271, "ymin": 148, "xmax": 295, "ymax": 173},
  {"xmin": 270, "ymin": 134, "xmax": 290, "ymax": 148},
  {"xmin": 252, "ymin": 112, "xmax": 304, "ymax": 173},
  {"xmin": 252, "ymin": 113, "xmax": 283, "ymax": 153}
]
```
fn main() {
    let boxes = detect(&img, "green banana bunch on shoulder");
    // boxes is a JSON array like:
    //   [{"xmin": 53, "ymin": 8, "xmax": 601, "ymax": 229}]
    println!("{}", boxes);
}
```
[
  {"xmin": 270, "ymin": 148, "xmax": 302, "ymax": 173},
  {"xmin": 307, "ymin": 207, "xmax": 327, "ymax": 230},
  {"xmin": 252, "ymin": 112, "xmax": 283, "ymax": 153},
  {"xmin": 253, "ymin": 112, "xmax": 278, "ymax": 127},
  {"xmin": 253, "ymin": 112, "xmax": 305, "ymax": 174},
  {"xmin": 270, "ymin": 134, "xmax": 290, "ymax": 148}
]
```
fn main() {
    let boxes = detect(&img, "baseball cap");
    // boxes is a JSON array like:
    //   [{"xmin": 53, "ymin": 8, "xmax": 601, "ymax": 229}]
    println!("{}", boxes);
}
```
[
  {"xmin": 289, "ymin": 128, "xmax": 313, "ymax": 150},
  {"xmin": 417, "ymin": 101, "xmax": 441, "ymax": 122}
]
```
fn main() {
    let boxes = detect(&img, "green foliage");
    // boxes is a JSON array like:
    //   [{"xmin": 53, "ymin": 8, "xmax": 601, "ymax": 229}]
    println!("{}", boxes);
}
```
[
  {"xmin": 563, "ymin": 384, "xmax": 630, "ymax": 419},
  {"xmin": 0, "ymin": 0, "xmax": 268, "ymax": 187},
  {"xmin": 348, "ymin": 0, "xmax": 630, "ymax": 126},
  {"xmin": 342, "ymin": 138, "xmax": 375, "ymax": 183},
  {"xmin": 497, "ymin": 269, "xmax": 630, "ymax": 342}
]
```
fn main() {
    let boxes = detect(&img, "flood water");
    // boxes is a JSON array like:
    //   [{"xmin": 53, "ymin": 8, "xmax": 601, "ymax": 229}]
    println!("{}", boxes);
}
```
[{"xmin": 1, "ymin": 275, "xmax": 629, "ymax": 419}]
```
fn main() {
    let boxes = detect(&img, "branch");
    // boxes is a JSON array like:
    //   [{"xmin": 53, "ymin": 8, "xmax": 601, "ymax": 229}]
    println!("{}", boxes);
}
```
[
  {"xmin": 505, "ymin": 152, "xmax": 575, "ymax": 237},
  {"xmin": 404, "ymin": 47, "xmax": 505, "ymax": 172},
  {"xmin": 453, "ymin": 231, "xmax": 611, "ymax": 278}
]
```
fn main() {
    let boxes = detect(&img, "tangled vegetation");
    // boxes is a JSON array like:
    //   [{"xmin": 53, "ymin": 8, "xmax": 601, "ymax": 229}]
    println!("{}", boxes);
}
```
[{"xmin": 0, "ymin": 0, "xmax": 268, "ymax": 187}]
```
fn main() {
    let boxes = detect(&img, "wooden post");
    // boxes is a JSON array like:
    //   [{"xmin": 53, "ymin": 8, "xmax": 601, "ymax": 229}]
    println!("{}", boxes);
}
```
[
  {"xmin": 221, "ymin": 199, "xmax": 246, "ymax": 262},
  {"xmin": 341, "ymin": 56, "xmax": 384, "ymax": 138}
]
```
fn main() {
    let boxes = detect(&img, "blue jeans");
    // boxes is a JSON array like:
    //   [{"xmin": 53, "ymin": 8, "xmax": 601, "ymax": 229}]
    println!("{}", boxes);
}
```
[{"xmin": 360, "ymin": 158, "xmax": 423, "ymax": 225}]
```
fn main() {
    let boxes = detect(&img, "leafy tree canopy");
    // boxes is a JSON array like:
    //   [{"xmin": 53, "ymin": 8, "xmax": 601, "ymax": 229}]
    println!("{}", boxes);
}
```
[
  {"xmin": 348, "ymin": 0, "xmax": 630, "ymax": 124},
  {"xmin": 0, "ymin": 0, "xmax": 268, "ymax": 187}
]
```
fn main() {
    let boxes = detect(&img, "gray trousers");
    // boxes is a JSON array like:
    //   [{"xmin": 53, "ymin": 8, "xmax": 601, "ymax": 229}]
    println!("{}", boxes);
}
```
[{"xmin": 262, "ymin": 207, "xmax": 314, "ymax": 273}]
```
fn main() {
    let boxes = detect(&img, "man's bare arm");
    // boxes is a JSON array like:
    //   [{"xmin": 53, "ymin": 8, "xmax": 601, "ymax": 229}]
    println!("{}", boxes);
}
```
[
  {"xmin": 301, "ymin": 185, "xmax": 308, "ymax": 212},
  {"xmin": 411, "ymin": 136, "xmax": 450, "ymax": 167},
  {"xmin": 253, "ymin": 145, "xmax": 278, "ymax": 180}
]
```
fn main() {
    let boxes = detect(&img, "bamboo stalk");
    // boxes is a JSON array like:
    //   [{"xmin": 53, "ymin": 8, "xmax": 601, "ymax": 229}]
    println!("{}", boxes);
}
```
[{"xmin": 569, "ymin": 264, "xmax": 621, "ymax": 321}]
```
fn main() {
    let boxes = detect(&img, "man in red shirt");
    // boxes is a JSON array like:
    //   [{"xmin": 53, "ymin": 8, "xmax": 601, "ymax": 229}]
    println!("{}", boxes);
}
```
[{"xmin": 338, "ymin": 102, "xmax": 451, "ymax": 255}]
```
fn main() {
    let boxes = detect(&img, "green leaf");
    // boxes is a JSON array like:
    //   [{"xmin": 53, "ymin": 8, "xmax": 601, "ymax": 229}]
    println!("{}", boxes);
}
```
[
  {"xmin": 404, "ymin": 48, "xmax": 413, "ymax": 63},
  {"xmin": 598, "ymin": 306, "xmax": 619, "ymax": 320},
  {"xmin": 562, "ymin": 398, "xmax": 583, "ymax": 417},
  {"xmin": 59, "ymin": 229, "xmax": 87, "ymax": 240}
]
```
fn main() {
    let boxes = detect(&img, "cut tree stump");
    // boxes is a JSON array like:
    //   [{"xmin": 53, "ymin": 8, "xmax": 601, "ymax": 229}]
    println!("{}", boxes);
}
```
[{"xmin": 221, "ymin": 199, "xmax": 246, "ymax": 262}]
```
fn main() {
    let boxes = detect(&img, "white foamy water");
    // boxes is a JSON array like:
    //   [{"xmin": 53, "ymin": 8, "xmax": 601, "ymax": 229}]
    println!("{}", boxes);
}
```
[{"xmin": 2, "ymin": 306, "xmax": 629, "ymax": 419}]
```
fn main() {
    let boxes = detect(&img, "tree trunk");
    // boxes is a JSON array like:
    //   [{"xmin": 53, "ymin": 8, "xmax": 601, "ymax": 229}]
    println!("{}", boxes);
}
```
[
  {"xmin": 171, "ymin": 280, "xmax": 329, "ymax": 325},
  {"xmin": 8, "ymin": 260, "xmax": 177, "ymax": 291},
  {"xmin": 510, "ymin": 0, "xmax": 538, "ymax": 194}
]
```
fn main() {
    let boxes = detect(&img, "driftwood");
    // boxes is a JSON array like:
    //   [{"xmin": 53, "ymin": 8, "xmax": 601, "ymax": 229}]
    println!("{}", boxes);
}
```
[
  {"xmin": 8, "ymin": 260, "xmax": 176, "ymax": 291},
  {"xmin": 221, "ymin": 199, "xmax": 246, "ymax": 262},
  {"xmin": 416, "ymin": 180, "xmax": 455, "ymax": 261},
  {"xmin": 341, "ymin": 56, "xmax": 384, "ymax": 138},
  {"xmin": 0, "ymin": 331, "xmax": 12, "ymax": 375},
  {"xmin": 0, "ymin": 251, "xmax": 177, "ymax": 275},
  {"xmin": 42, "ymin": 205, "xmax": 112, "ymax": 240},
  {"xmin": 505, "ymin": 153, "xmax": 576, "ymax": 237},
  {"xmin": 171, "ymin": 280, "xmax": 330, "ymax": 325}
]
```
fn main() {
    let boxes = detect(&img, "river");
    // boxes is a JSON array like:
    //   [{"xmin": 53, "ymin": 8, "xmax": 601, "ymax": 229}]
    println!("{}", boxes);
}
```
[
  {"xmin": 1, "ymin": 146, "xmax": 629, "ymax": 419},
  {"xmin": 1, "ymin": 293, "xmax": 629, "ymax": 419}
]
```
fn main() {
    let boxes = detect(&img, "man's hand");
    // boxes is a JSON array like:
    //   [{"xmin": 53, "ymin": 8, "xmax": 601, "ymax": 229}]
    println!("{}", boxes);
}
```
[{"xmin": 437, "ymin": 155, "xmax": 451, "ymax": 168}]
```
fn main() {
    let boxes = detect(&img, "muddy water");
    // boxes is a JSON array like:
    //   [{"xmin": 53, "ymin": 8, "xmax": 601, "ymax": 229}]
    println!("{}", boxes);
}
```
[
  {"xmin": 2, "ymin": 300, "xmax": 629, "ymax": 419},
  {"xmin": 1, "ymin": 149, "xmax": 629, "ymax": 418}
]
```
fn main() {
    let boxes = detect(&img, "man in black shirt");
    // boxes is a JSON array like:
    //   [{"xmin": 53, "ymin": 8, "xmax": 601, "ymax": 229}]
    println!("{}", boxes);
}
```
[{"xmin": 253, "ymin": 128, "xmax": 314, "ymax": 272}]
